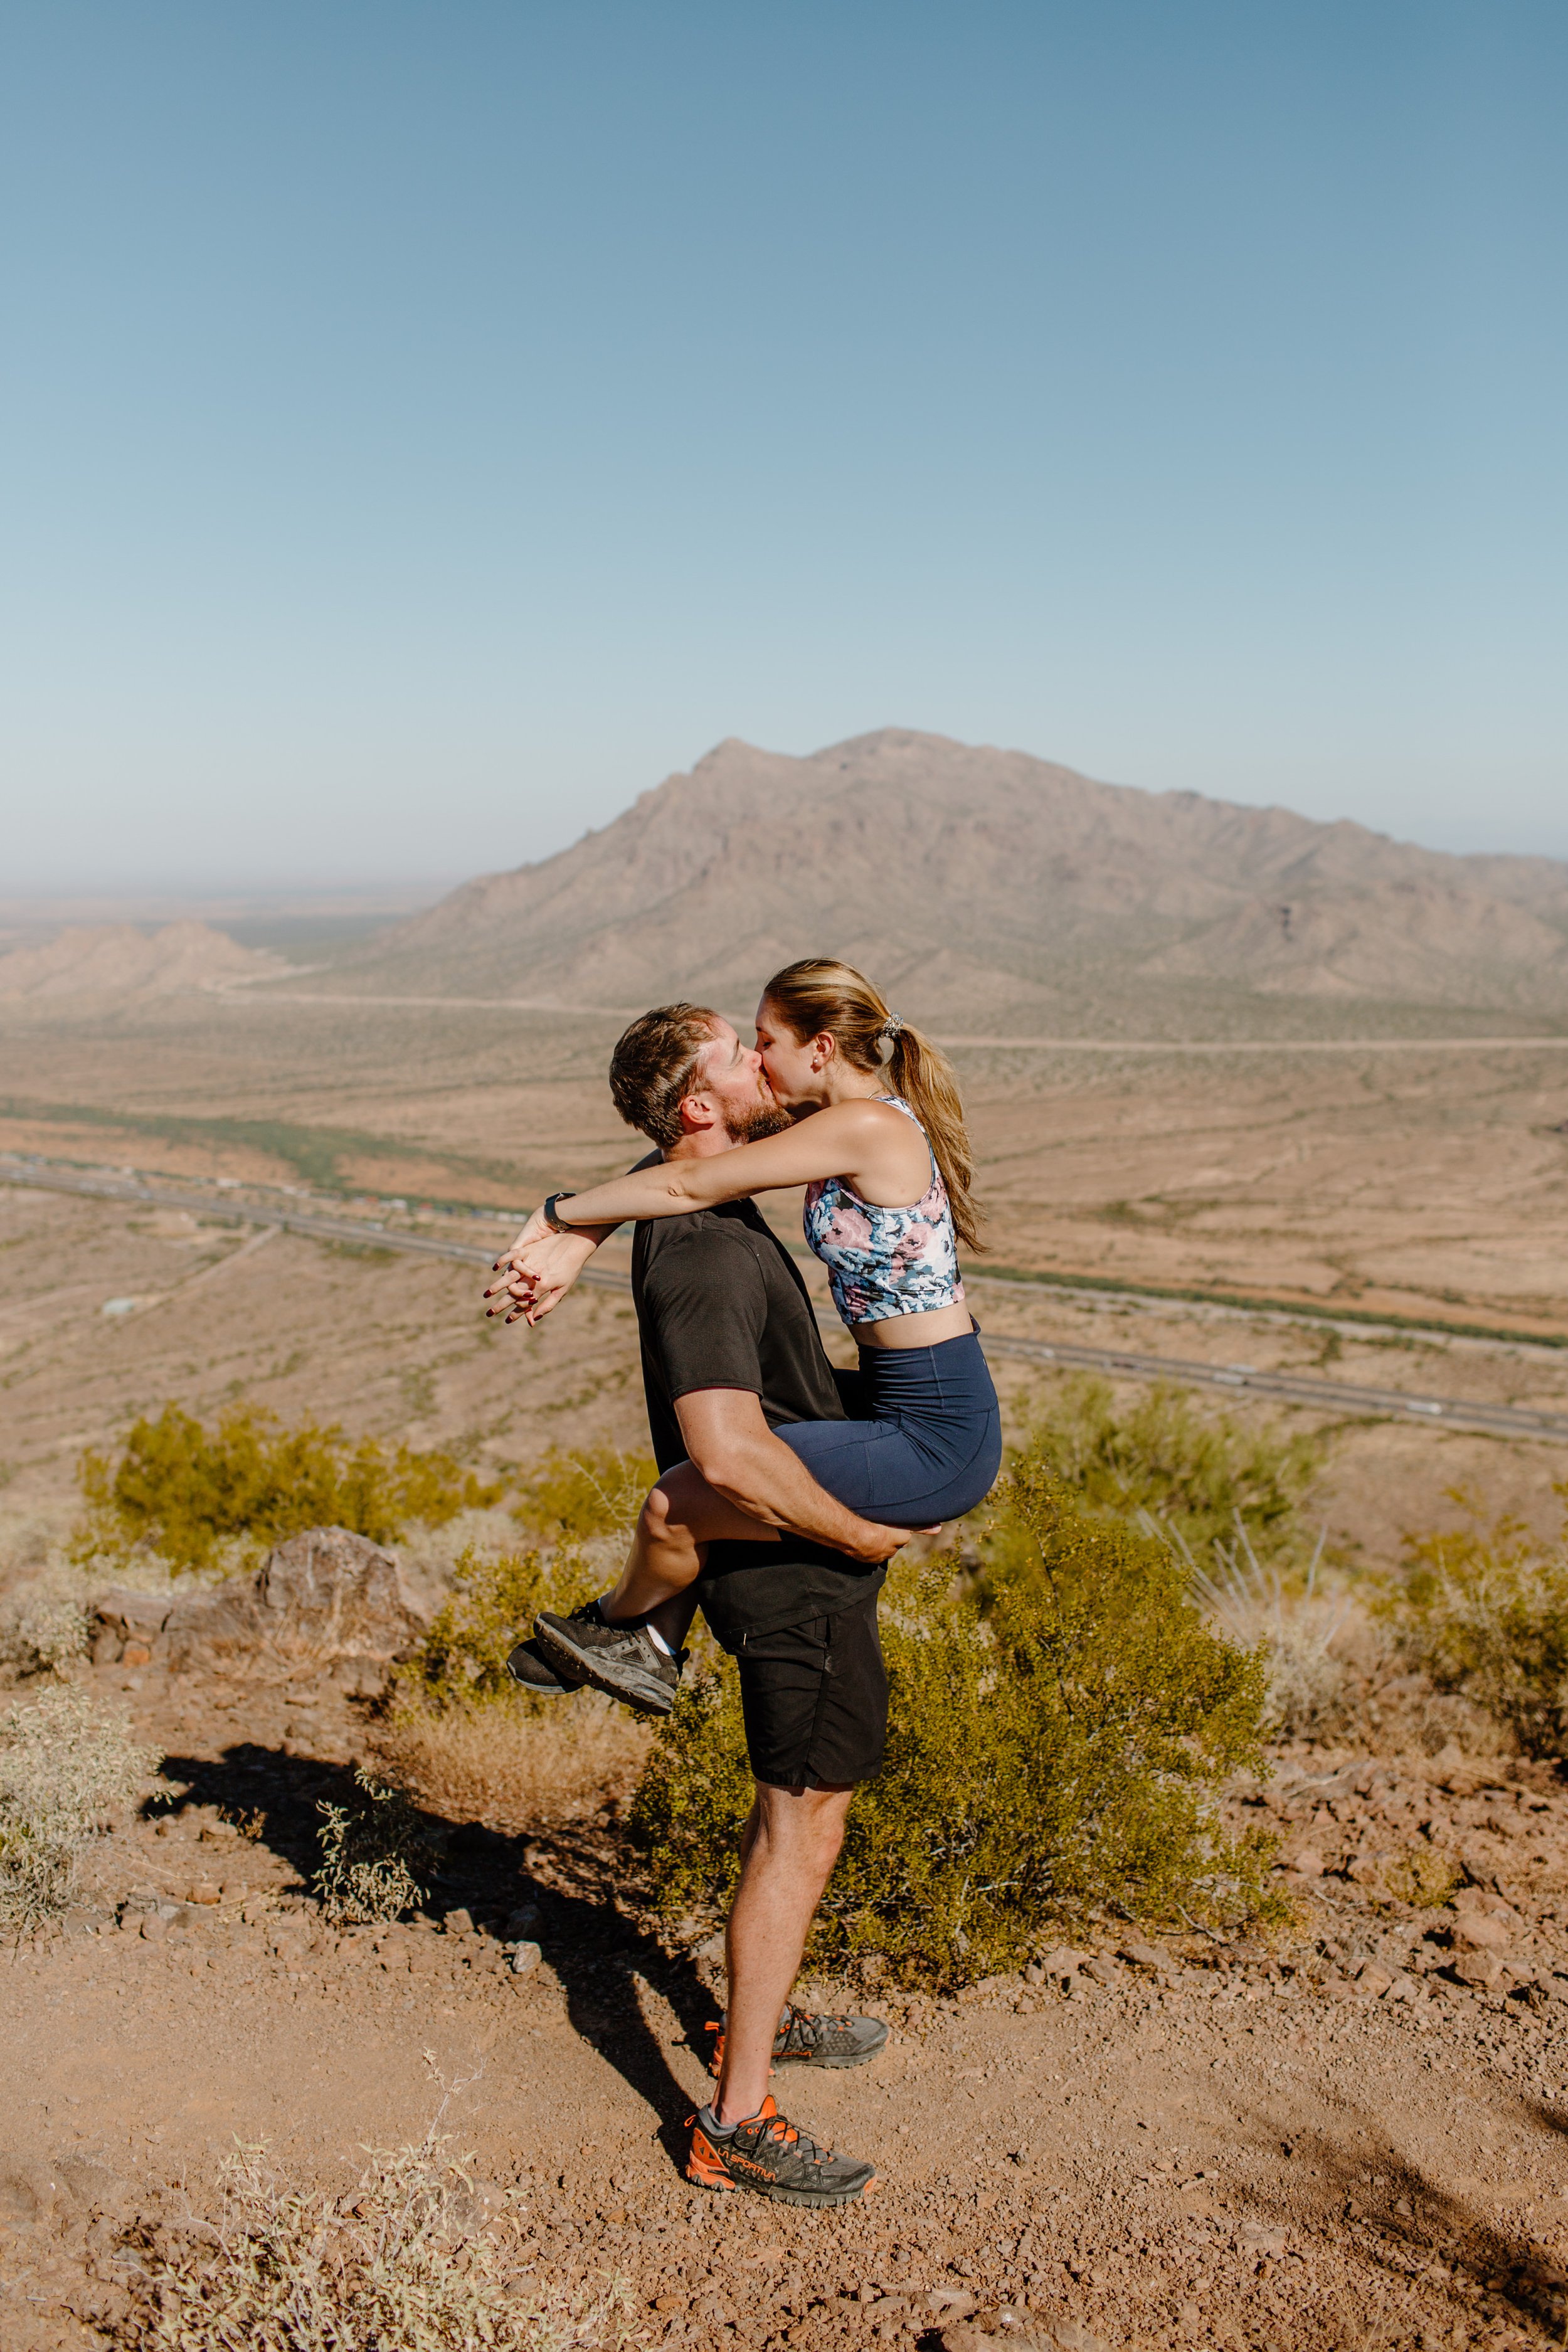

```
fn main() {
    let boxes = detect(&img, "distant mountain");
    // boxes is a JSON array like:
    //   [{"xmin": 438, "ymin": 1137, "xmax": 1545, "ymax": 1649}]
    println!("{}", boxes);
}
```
[
  {"xmin": 0, "ymin": 921, "xmax": 292, "ymax": 999},
  {"xmin": 312, "ymin": 732, "xmax": 1568, "ymax": 1031}
]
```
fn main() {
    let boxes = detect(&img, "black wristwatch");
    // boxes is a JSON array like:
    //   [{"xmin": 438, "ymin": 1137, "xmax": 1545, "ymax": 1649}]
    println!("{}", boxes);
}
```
[{"xmin": 541, "ymin": 1191, "xmax": 579, "ymax": 1233}]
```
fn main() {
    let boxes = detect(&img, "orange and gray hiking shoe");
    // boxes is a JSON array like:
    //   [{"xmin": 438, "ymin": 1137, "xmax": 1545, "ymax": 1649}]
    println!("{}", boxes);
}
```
[
  {"xmin": 707, "ymin": 2003, "xmax": 889, "ymax": 2077},
  {"xmin": 686, "ymin": 2096, "xmax": 877, "ymax": 2206}
]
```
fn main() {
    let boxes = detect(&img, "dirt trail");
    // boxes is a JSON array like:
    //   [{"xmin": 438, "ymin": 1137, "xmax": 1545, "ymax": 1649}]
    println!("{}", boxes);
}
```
[{"xmin": 8, "ymin": 1652, "xmax": 1568, "ymax": 2351}]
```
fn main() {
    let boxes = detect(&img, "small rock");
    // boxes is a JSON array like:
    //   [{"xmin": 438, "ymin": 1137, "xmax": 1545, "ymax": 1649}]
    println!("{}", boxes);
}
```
[
  {"xmin": 448, "ymin": 2176, "xmax": 506, "ymax": 2227},
  {"xmin": 940, "ymin": 2326, "xmax": 990, "ymax": 2352},
  {"xmin": 653, "ymin": 2292, "xmax": 686, "ymax": 2312},
  {"xmin": 1118, "ymin": 1942, "xmax": 1167, "ymax": 1972},
  {"xmin": 1083, "ymin": 1954, "xmax": 1122, "ymax": 1987},
  {"xmin": 1320, "ymin": 1971, "xmax": 1355, "ymax": 2000},
  {"xmin": 1450, "ymin": 1911, "xmax": 1513, "ymax": 1952},
  {"xmin": 926, "ymin": 2288, "xmax": 977, "ymax": 2315},
  {"xmin": 1285, "ymin": 1845, "xmax": 1325, "ymax": 1878},
  {"xmin": 1357, "ymin": 1961, "xmax": 1395, "ymax": 1997},
  {"xmin": 139, "ymin": 1914, "xmax": 168, "ymax": 1942},
  {"xmin": 53, "ymin": 2157, "xmax": 129, "ymax": 2217},
  {"xmin": 1, "ymin": 2160, "xmax": 79, "ymax": 2223},
  {"xmin": 121, "ymin": 1641, "xmax": 152, "ymax": 1668},
  {"xmin": 443, "ymin": 1907, "xmax": 474, "ymax": 1937},
  {"xmin": 509, "ymin": 1941, "xmax": 542, "ymax": 1977},
  {"xmin": 1036, "ymin": 1945, "xmax": 1084, "ymax": 1979},
  {"xmin": 1054, "ymin": 2326, "xmax": 1109, "ymax": 2352},
  {"xmin": 1383, "ymin": 1973, "xmax": 1418, "ymax": 2002},
  {"xmin": 186, "ymin": 1883, "xmax": 222, "ymax": 1906},
  {"xmin": 1454, "ymin": 1948, "xmax": 1505, "ymax": 1989}
]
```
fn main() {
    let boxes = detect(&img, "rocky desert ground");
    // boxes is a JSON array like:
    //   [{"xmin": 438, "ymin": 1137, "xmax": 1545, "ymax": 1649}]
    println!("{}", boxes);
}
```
[{"xmin": 4, "ymin": 968, "xmax": 1568, "ymax": 2352}]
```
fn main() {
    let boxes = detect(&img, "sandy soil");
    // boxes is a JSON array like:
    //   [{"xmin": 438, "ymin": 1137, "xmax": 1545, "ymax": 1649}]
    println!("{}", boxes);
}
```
[{"xmin": 9, "ymin": 1654, "xmax": 1568, "ymax": 2351}]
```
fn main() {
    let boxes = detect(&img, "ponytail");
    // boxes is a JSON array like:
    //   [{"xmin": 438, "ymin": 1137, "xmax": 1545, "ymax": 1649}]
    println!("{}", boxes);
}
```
[{"xmin": 760, "ymin": 958, "xmax": 983, "ymax": 1251}]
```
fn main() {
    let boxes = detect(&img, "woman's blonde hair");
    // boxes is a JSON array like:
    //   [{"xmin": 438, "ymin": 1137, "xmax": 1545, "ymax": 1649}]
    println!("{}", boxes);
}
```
[{"xmin": 760, "ymin": 958, "xmax": 983, "ymax": 1251}]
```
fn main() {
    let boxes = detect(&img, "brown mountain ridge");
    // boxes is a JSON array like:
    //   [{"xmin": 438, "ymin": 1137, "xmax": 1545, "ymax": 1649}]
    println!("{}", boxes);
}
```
[{"xmin": 312, "ymin": 731, "xmax": 1568, "ymax": 1032}]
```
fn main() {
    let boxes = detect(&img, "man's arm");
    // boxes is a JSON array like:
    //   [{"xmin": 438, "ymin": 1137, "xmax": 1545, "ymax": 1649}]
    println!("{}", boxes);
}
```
[{"xmin": 674, "ymin": 1387, "xmax": 913, "ymax": 1564}]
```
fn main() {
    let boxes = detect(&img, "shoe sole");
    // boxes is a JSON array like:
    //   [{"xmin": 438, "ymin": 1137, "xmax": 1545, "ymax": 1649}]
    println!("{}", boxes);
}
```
[
  {"xmin": 532, "ymin": 1621, "xmax": 677, "ymax": 1716},
  {"xmin": 505, "ymin": 1642, "xmax": 580, "ymax": 1695}
]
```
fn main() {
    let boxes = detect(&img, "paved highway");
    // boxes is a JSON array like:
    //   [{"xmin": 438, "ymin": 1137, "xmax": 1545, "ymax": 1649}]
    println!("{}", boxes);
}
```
[{"xmin": 8, "ymin": 1161, "xmax": 1566, "ymax": 1448}]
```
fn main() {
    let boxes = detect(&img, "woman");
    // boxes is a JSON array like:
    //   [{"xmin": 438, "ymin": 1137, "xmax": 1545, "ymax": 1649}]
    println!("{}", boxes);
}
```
[{"xmin": 497, "ymin": 959, "xmax": 1002, "ymax": 1689}]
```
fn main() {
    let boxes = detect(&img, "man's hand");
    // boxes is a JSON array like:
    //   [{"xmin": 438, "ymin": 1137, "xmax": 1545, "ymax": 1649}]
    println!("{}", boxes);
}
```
[
  {"xmin": 484, "ymin": 1229, "xmax": 598, "ymax": 1326},
  {"xmin": 674, "ymin": 1388, "xmax": 931, "ymax": 1560}
]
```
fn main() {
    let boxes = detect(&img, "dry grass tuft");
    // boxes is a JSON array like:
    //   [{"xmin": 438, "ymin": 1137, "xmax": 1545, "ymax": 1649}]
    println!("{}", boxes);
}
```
[
  {"xmin": 117, "ymin": 2122, "xmax": 631, "ymax": 2349},
  {"xmin": 314, "ymin": 1764, "xmax": 437, "ymax": 1926},
  {"xmin": 0, "ymin": 1680, "xmax": 161, "ymax": 1931},
  {"xmin": 376, "ymin": 1693, "xmax": 650, "ymax": 1835},
  {"xmin": 0, "ymin": 1562, "xmax": 92, "ymax": 1678},
  {"xmin": 1175, "ymin": 1519, "xmax": 1364, "ymax": 1742}
]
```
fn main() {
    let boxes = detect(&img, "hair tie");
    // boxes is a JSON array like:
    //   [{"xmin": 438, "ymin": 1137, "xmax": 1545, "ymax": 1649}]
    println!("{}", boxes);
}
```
[{"xmin": 874, "ymin": 1014, "xmax": 904, "ymax": 1066}]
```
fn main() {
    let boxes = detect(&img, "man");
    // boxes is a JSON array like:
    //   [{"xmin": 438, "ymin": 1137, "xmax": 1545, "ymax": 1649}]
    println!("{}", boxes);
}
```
[{"xmin": 487, "ymin": 1004, "xmax": 900, "ymax": 2206}]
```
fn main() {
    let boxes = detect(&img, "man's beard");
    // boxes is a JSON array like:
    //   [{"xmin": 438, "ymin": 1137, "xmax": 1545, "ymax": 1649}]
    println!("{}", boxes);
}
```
[{"xmin": 723, "ymin": 1096, "xmax": 793, "ymax": 1144}]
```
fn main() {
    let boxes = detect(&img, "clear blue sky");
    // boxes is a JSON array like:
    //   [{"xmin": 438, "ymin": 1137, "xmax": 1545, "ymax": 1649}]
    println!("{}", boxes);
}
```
[{"xmin": 3, "ymin": 1, "xmax": 1564, "ymax": 890}]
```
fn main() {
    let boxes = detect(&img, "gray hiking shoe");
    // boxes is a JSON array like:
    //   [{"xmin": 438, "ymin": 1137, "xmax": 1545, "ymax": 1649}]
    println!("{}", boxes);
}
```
[
  {"xmin": 506, "ymin": 1633, "xmax": 584, "ymax": 1695},
  {"xmin": 707, "ymin": 2003, "xmax": 889, "ymax": 2077},
  {"xmin": 532, "ymin": 1601, "xmax": 686, "ymax": 1716}
]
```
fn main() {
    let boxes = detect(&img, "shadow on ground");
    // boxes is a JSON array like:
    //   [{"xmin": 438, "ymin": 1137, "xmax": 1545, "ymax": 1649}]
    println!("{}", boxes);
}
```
[
  {"xmin": 153, "ymin": 1744, "xmax": 717, "ymax": 2169},
  {"xmin": 1235, "ymin": 2086, "xmax": 1568, "ymax": 2339}
]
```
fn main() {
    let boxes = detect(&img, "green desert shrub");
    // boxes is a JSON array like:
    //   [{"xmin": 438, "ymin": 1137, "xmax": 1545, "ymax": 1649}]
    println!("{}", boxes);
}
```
[
  {"xmin": 1016, "ymin": 1374, "xmax": 1322, "ymax": 1568},
  {"xmin": 313, "ymin": 1766, "xmax": 436, "ymax": 1927},
  {"xmin": 633, "ymin": 1465, "xmax": 1278, "ymax": 1986},
  {"xmin": 0, "ymin": 1682, "xmax": 161, "ymax": 1931},
  {"xmin": 77, "ymin": 1402, "xmax": 501, "ymax": 1574},
  {"xmin": 1392, "ymin": 1485, "xmax": 1568, "ymax": 1757},
  {"xmin": 511, "ymin": 1443, "xmax": 657, "ymax": 1544},
  {"xmin": 403, "ymin": 1544, "xmax": 599, "ymax": 1708}
]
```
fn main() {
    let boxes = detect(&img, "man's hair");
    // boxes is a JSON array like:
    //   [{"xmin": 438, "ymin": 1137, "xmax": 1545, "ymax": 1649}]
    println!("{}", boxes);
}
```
[{"xmin": 608, "ymin": 1003, "xmax": 721, "ymax": 1148}]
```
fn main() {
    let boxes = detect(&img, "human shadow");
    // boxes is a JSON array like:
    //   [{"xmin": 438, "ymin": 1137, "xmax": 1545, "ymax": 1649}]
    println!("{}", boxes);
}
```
[
  {"xmin": 151, "ymin": 1747, "xmax": 719, "ymax": 2171},
  {"xmin": 1227, "ymin": 2058, "xmax": 1568, "ymax": 2337}
]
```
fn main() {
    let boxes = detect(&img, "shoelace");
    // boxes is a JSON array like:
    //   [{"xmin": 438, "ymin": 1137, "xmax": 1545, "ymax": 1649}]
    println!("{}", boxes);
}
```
[
  {"xmin": 746, "ymin": 2111, "xmax": 829, "ymax": 2168},
  {"xmin": 779, "ymin": 2005, "xmax": 849, "ymax": 2050}
]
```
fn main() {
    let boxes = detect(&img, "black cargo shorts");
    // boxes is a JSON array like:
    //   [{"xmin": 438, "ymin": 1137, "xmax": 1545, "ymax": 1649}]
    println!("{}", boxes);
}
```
[{"xmin": 734, "ymin": 1593, "xmax": 887, "ymax": 1789}]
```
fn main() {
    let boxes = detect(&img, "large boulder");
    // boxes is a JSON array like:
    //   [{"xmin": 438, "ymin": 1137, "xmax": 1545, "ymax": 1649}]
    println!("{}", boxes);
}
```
[{"xmin": 90, "ymin": 1527, "xmax": 426, "ymax": 1688}]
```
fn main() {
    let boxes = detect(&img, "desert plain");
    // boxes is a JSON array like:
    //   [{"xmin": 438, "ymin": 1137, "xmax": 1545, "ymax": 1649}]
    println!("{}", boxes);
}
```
[{"xmin": 4, "ymin": 804, "xmax": 1568, "ymax": 2352}]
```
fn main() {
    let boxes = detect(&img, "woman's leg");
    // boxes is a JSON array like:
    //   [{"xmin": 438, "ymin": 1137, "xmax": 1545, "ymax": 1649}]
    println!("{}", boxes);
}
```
[
  {"xmin": 772, "ymin": 1340, "xmax": 1002, "ymax": 1525},
  {"xmin": 600, "ymin": 1461, "xmax": 779, "ymax": 1624}
]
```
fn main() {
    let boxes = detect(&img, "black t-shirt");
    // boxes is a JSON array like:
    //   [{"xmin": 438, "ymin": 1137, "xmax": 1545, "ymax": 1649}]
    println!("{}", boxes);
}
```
[{"xmin": 632, "ymin": 1197, "xmax": 886, "ymax": 1648}]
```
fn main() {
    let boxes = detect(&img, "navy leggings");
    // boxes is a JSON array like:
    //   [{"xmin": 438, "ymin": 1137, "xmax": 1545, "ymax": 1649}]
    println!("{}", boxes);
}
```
[{"xmin": 774, "ymin": 1326, "xmax": 1002, "ymax": 1526}]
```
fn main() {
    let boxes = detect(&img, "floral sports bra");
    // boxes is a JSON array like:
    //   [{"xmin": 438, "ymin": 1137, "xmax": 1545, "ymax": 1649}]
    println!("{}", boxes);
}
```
[{"xmin": 802, "ymin": 1096, "xmax": 966, "ymax": 1327}]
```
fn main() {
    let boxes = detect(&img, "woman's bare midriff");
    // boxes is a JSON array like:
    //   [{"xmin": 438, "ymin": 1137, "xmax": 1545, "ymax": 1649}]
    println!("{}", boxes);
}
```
[{"xmin": 850, "ymin": 1303, "xmax": 977, "ymax": 1350}]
